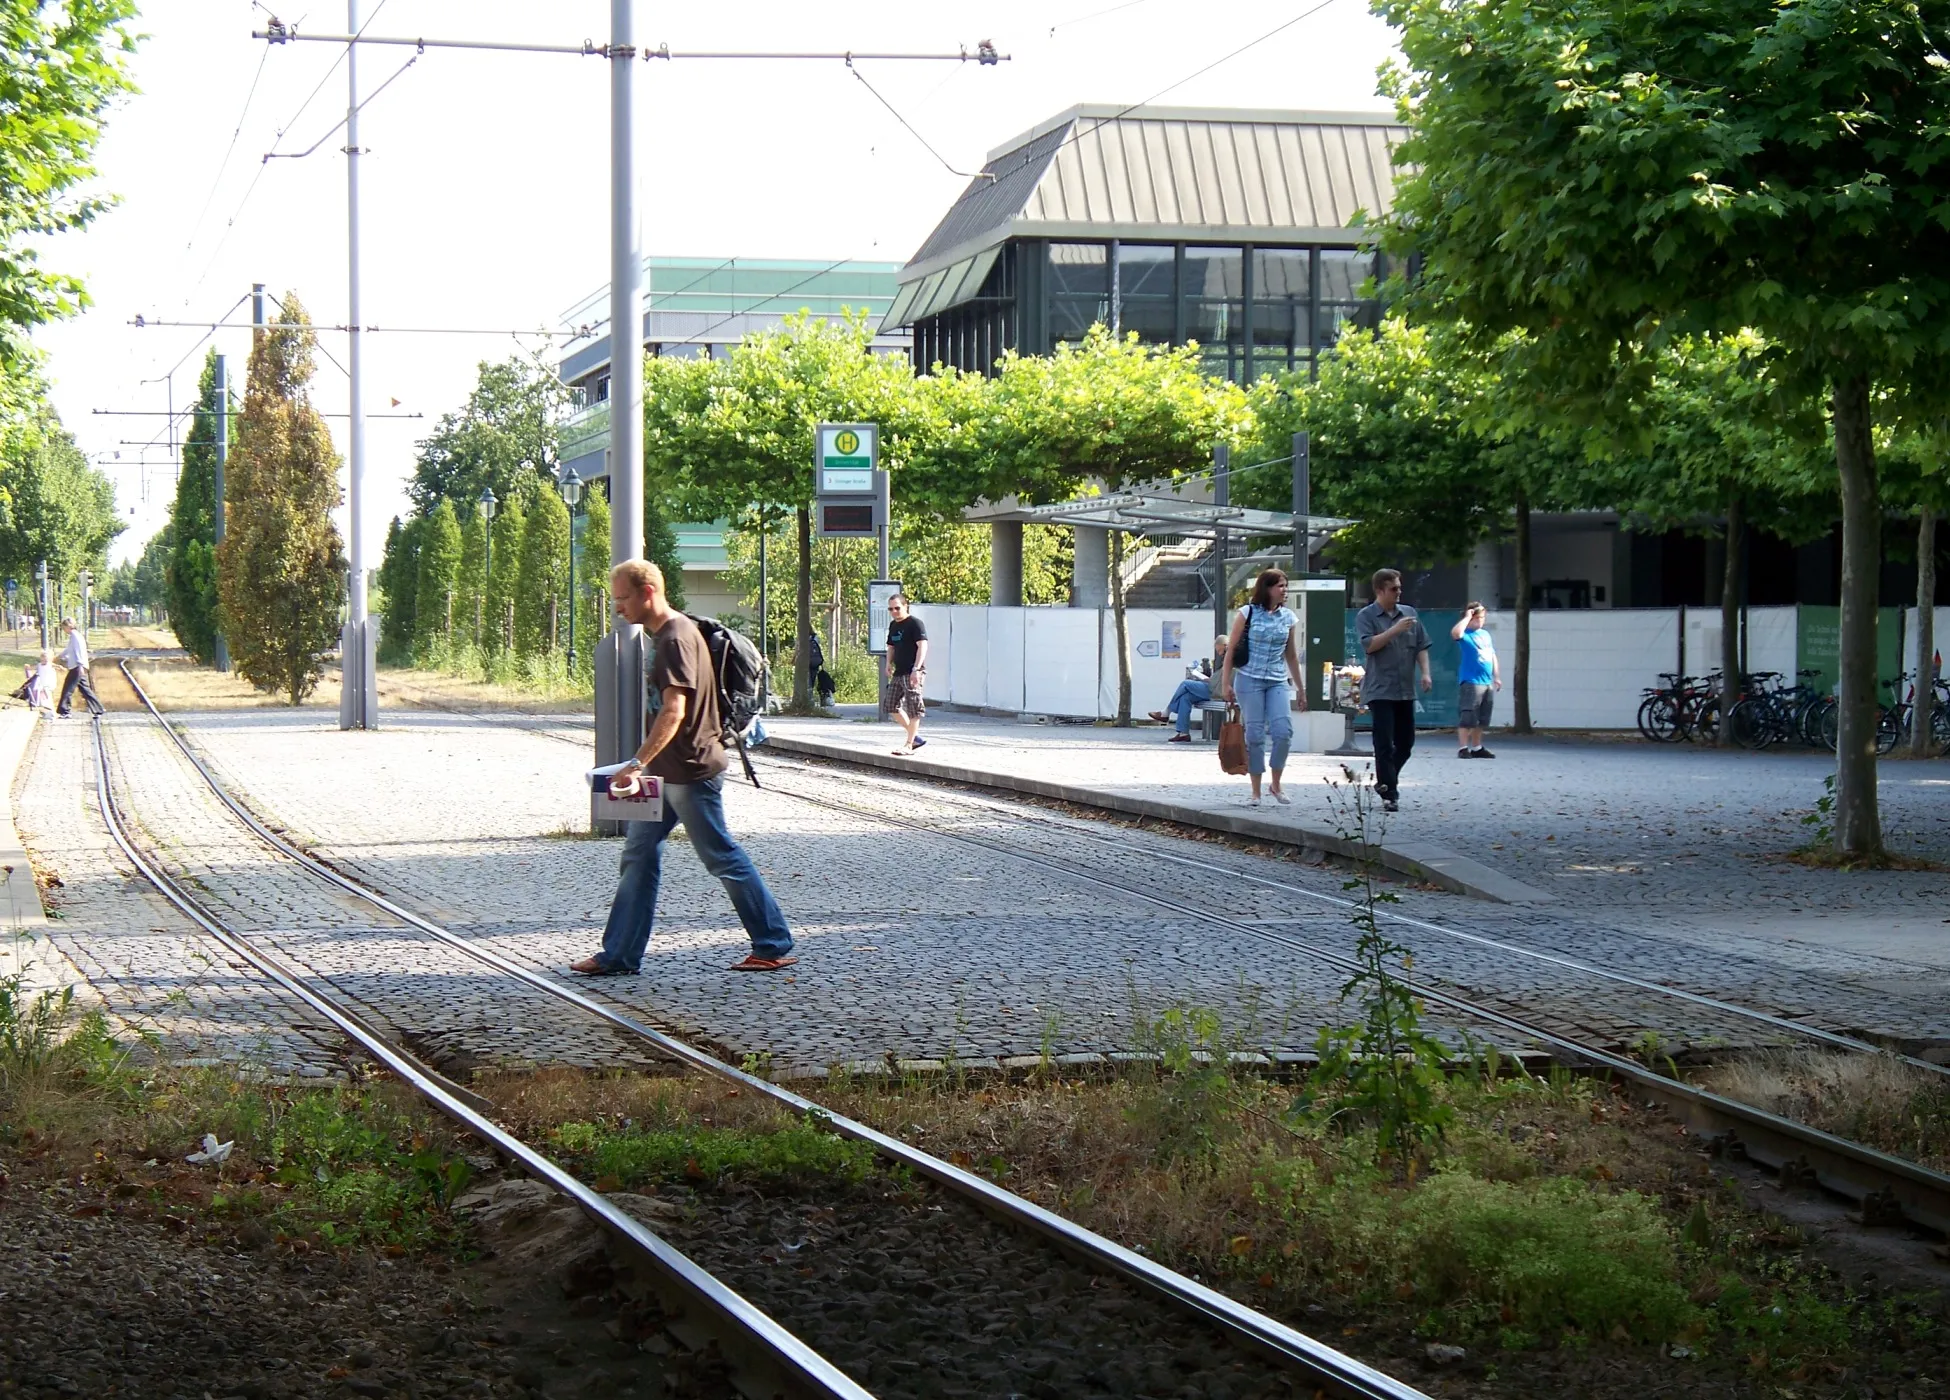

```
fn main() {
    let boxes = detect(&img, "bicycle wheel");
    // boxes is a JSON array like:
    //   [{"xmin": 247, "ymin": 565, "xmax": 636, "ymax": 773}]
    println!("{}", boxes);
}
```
[
  {"xmin": 1638, "ymin": 694, "xmax": 1680, "ymax": 742},
  {"xmin": 1727, "ymin": 698, "xmax": 1767, "ymax": 749},
  {"xmin": 1691, "ymin": 696, "xmax": 1720, "ymax": 745},
  {"xmin": 1933, "ymin": 705, "xmax": 1950, "ymax": 750},
  {"xmin": 1876, "ymin": 707, "xmax": 1901, "ymax": 756},
  {"xmin": 1799, "ymin": 696, "xmax": 1832, "ymax": 747},
  {"xmin": 1819, "ymin": 701, "xmax": 1840, "ymax": 752}
]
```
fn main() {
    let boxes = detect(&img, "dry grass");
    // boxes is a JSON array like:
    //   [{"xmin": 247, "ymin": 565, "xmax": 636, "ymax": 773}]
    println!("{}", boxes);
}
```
[{"xmin": 1699, "ymin": 1049, "xmax": 1950, "ymax": 1171}]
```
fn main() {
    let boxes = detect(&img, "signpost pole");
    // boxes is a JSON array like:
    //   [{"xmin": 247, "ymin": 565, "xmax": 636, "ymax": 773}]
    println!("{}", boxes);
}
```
[{"xmin": 876, "ymin": 470, "xmax": 891, "ymax": 720}]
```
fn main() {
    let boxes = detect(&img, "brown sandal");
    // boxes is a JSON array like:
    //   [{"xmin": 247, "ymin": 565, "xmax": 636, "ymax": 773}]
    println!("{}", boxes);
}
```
[{"xmin": 729, "ymin": 955, "xmax": 798, "ymax": 973}]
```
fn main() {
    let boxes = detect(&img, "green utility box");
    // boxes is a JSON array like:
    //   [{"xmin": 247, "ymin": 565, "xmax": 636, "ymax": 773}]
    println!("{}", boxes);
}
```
[{"xmin": 1294, "ymin": 576, "xmax": 1347, "ymax": 711}]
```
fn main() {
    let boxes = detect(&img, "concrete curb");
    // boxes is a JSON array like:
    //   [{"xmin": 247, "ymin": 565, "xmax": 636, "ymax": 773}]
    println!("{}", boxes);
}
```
[
  {"xmin": 0, "ymin": 708, "xmax": 47, "ymax": 937},
  {"xmin": 764, "ymin": 733, "xmax": 1557, "ymax": 906}
]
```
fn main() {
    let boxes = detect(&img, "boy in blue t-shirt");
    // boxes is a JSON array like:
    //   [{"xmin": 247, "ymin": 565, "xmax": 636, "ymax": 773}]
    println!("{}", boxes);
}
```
[{"xmin": 1449, "ymin": 603, "xmax": 1501, "ymax": 758}]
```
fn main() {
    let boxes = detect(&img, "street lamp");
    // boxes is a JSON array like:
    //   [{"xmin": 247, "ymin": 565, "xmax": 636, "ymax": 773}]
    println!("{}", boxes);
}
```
[
  {"xmin": 479, "ymin": 486, "xmax": 498, "ymax": 649},
  {"xmin": 558, "ymin": 464, "xmax": 583, "ymax": 673}
]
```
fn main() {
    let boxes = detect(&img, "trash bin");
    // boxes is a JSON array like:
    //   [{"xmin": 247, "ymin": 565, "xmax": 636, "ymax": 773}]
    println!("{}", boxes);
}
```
[{"xmin": 1199, "ymin": 702, "xmax": 1228, "ymax": 741}]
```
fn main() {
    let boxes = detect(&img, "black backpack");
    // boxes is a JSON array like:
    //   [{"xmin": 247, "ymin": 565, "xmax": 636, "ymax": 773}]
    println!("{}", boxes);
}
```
[{"xmin": 687, "ymin": 614, "xmax": 766, "ymax": 786}]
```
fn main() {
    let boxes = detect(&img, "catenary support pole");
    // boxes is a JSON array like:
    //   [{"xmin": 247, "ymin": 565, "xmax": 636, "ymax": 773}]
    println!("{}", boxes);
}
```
[
  {"xmin": 213, "ymin": 353, "xmax": 231, "ymax": 671},
  {"xmin": 594, "ymin": 0, "xmax": 646, "ymax": 788},
  {"xmin": 1291, "ymin": 431, "xmax": 1310, "ymax": 575},
  {"xmin": 340, "ymin": 1, "xmax": 376, "ymax": 729},
  {"xmin": 1212, "ymin": 443, "xmax": 1230, "ymax": 652},
  {"xmin": 877, "ymin": 469, "xmax": 891, "ymax": 719}
]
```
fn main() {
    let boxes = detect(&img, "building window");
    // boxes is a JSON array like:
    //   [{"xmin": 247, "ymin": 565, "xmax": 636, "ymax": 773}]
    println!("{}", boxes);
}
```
[
  {"xmin": 1114, "ymin": 243, "xmax": 1175, "ymax": 346},
  {"xmin": 1250, "ymin": 247, "xmax": 1311, "ymax": 379},
  {"xmin": 1183, "ymin": 245, "xmax": 1245, "ymax": 380},
  {"xmin": 1049, "ymin": 241, "xmax": 1109, "ymax": 344},
  {"xmin": 1317, "ymin": 249, "xmax": 1377, "ymax": 355}
]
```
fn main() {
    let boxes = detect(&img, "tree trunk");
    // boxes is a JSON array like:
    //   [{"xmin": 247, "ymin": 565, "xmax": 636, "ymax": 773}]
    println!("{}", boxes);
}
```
[
  {"xmin": 1111, "ymin": 530, "xmax": 1133, "ymax": 726},
  {"xmin": 1831, "ymin": 374, "xmax": 1883, "ymax": 857},
  {"xmin": 793, "ymin": 504, "xmax": 812, "ymax": 709},
  {"xmin": 1914, "ymin": 505, "xmax": 1938, "ymax": 759},
  {"xmin": 1718, "ymin": 489, "xmax": 1744, "ymax": 747},
  {"xmin": 1512, "ymin": 488, "xmax": 1533, "ymax": 733}
]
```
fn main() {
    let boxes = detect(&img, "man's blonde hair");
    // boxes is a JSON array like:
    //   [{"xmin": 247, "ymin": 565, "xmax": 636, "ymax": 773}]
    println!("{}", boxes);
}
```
[{"xmin": 610, "ymin": 558, "xmax": 664, "ymax": 594}]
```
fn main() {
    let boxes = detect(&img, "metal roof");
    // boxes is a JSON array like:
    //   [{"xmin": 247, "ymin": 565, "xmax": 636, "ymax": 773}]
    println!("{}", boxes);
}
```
[
  {"xmin": 966, "ymin": 493, "xmax": 1356, "ymax": 543},
  {"xmin": 896, "ymin": 104, "xmax": 1409, "ymax": 299}
]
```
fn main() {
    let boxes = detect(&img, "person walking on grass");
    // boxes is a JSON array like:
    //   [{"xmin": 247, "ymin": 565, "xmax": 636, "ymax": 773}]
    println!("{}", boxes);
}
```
[
  {"xmin": 1354, "ymin": 569, "xmax": 1431, "ymax": 813},
  {"xmin": 1220, "ymin": 569, "xmax": 1306, "ymax": 808},
  {"xmin": 1450, "ymin": 603, "xmax": 1501, "ymax": 759},
  {"xmin": 884, "ymin": 594, "xmax": 928, "ymax": 755},
  {"xmin": 1150, "ymin": 635, "xmax": 1228, "ymax": 742},
  {"xmin": 571, "ymin": 560, "xmax": 796, "ymax": 977},
  {"xmin": 55, "ymin": 619, "xmax": 104, "ymax": 717}
]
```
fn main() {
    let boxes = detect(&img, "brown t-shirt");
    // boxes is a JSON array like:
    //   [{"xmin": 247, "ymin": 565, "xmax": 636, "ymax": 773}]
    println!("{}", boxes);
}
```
[{"xmin": 645, "ymin": 614, "xmax": 728, "ymax": 784}]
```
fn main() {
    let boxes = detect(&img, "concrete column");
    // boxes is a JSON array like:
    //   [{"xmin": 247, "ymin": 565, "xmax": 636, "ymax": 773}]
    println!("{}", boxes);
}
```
[
  {"xmin": 990, "ymin": 521, "xmax": 1024, "ymax": 606},
  {"xmin": 1466, "ymin": 538, "xmax": 1499, "ymax": 606},
  {"xmin": 1072, "ymin": 525, "xmax": 1110, "ymax": 608}
]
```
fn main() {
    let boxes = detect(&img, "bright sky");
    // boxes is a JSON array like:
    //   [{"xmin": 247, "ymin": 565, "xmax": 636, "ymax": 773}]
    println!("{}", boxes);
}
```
[{"xmin": 31, "ymin": 0, "xmax": 1401, "ymax": 566}]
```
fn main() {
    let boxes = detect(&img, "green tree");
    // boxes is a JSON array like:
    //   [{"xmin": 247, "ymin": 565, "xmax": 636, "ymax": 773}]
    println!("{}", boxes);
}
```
[
  {"xmin": 216, "ymin": 294, "xmax": 346, "ymax": 704},
  {"xmin": 376, "ymin": 515, "xmax": 420, "ymax": 664},
  {"xmin": 649, "ymin": 314, "xmax": 919, "ymax": 708},
  {"xmin": 108, "ymin": 525, "xmax": 171, "ymax": 614},
  {"xmin": 0, "ymin": 0, "xmax": 137, "ymax": 378},
  {"xmin": 1376, "ymin": 0, "xmax": 1950, "ymax": 854},
  {"xmin": 1248, "ymin": 318, "xmax": 1581, "ymax": 730},
  {"xmin": 412, "ymin": 498, "xmax": 463, "ymax": 657},
  {"xmin": 987, "ymin": 327, "xmax": 1251, "ymax": 723},
  {"xmin": 409, "ymin": 349, "xmax": 570, "ymax": 516},
  {"xmin": 483, "ymin": 490, "xmax": 526, "ymax": 656},
  {"xmin": 574, "ymin": 480, "xmax": 611, "ymax": 672},
  {"xmin": 515, "ymin": 484, "xmax": 571, "ymax": 660},
  {"xmin": 642, "ymin": 484, "xmax": 687, "ymax": 611},
  {"xmin": 165, "ymin": 351, "xmax": 230, "ymax": 663},
  {"xmin": 0, "ymin": 411, "xmax": 122, "ymax": 593},
  {"xmin": 456, "ymin": 505, "xmax": 487, "ymax": 646}
]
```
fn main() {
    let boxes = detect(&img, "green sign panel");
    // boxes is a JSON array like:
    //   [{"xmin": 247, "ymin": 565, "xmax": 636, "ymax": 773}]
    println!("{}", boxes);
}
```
[{"xmin": 1796, "ymin": 605, "xmax": 1902, "ymax": 703}]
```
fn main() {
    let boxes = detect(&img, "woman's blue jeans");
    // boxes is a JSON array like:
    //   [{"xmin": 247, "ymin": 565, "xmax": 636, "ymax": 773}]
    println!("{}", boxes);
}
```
[
  {"xmin": 1234, "ymin": 672, "xmax": 1293, "ymax": 775},
  {"xmin": 598, "ymin": 775, "xmax": 794, "ymax": 972},
  {"xmin": 1166, "ymin": 678, "xmax": 1212, "ymax": 734}
]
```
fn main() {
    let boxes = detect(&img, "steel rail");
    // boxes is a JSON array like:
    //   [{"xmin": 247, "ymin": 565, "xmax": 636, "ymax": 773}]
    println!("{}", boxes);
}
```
[
  {"xmin": 756, "ymin": 750, "xmax": 1950, "ymax": 1080},
  {"xmin": 746, "ymin": 756, "xmax": 1950, "ymax": 1239},
  {"xmin": 114, "ymin": 661, "xmax": 1432, "ymax": 1400},
  {"xmin": 86, "ymin": 713, "xmax": 872, "ymax": 1400}
]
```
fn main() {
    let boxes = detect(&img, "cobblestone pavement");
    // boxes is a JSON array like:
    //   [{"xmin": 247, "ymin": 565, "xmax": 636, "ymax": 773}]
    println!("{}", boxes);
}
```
[
  {"xmin": 10, "ymin": 716, "xmax": 341, "ymax": 1074},
  {"xmin": 99, "ymin": 713, "xmax": 663, "ymax": 1076},
  {"xmin": 138, "ymin": 705, "xmax": 1950, "ymax": 1074},
  {"xmin": 768, "ymin": 711, "xmax": 1950, "ymax": 965}
]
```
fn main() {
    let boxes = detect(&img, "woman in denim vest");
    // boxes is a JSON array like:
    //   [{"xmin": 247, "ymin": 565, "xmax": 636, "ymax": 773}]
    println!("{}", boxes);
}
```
[{"xmin": 1220, "ymin": 568, "xmax": 1306, "ymax": 807}]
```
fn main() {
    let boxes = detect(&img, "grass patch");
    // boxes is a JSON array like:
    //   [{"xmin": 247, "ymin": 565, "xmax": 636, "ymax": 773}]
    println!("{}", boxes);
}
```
[
  {"xmin": 1700, "ymin": 1049, "xmax": 1950, "ymax": 1172},
  {"xmin": 813, "ymin": 1027, "xmax": 1942, "ymax": 1380}
]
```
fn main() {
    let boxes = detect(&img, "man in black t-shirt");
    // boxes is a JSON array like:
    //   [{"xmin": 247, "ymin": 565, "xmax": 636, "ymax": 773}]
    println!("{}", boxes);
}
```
[{"xmin": 883, "ymin": 594, "xmax": 928, "ymax": 754}]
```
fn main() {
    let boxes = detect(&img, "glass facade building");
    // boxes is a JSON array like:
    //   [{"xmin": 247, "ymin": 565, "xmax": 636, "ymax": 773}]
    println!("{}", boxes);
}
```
[{"xmin": 885, "ymin": 106, "xmax": 1406, "ymax": 384}]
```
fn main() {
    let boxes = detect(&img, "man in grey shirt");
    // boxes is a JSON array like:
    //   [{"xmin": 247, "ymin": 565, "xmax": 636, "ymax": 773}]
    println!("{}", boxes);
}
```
[{"xmin": 1354, "ymin": 569, "xmax": 1432, "ymax": 812}]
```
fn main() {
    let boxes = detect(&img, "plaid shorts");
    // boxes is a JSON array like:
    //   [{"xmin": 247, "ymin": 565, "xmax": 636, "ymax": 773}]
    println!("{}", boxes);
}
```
[{"xmin": 887, "ymin": 668, "xmax": 926, "ymax": 719}]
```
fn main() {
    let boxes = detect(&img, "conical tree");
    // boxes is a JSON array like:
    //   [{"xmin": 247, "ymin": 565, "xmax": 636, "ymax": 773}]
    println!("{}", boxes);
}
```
[
  {"xmin": 412, "ymin": 498, "xmax": 462, "ymax": 658},
  {"xmin": 483, "ymin": 491, "xmax": 525, "ymax": 655},
  {"xmin": 216, "ymin": 294, "xmax": 347, "ymax": 704},
  {"xmin": 166, "ymin": 350, "xmax": 230, "ymax": 663},
  {"xmin": 576, "ymin": 480, "xmax": 611, "ymax": 668},
  {"xmin": 456, "ymin": 505, "xmax": 487, "ymax": 645},
  {"xmin": 643, "ymin": 487, "xmax": 687, "ymax": 610},
  {"xmin": 376, "ymin": 515, "xmax": 421, "ymax": 663},
  {"xmin": 515, "ymin": 484, "xmax": 570, "ymax": 660}
]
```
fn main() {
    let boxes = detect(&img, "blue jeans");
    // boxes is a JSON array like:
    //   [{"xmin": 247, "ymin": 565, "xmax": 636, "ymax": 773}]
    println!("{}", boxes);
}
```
[
  {"xmin": 598, "ymin": 775, "xmax": 794, "ymax": 972},
  {"xmin": 1166, "ymin": 678, "xmax": 1212, "ymax": 734},
  {"xmin": 1234, "ymin": 672, "xmax": 1293, "ymax": 775}
]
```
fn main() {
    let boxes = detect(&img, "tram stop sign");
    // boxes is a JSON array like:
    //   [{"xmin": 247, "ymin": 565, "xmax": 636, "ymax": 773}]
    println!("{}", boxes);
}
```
[{"xmin": 817, "ymin": 423, "xmax": 878, "ymax": 495}]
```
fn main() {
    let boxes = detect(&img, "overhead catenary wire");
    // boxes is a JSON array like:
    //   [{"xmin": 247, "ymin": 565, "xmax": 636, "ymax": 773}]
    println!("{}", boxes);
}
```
[
  {"xmin": 179, "ymin": 45, "xmax": 272, "ymax": 258},
  {"xmin": 848, "ymin": 61, "xmax": 992, "ymax": 182},
  {"xmin": 266, "ymin": 50, "xmax": 420, "ymax": 162},
  {"xmin": 129, "ymin": 317, "xmax": 582, "ymax": 337},
  {"xmin": 1001, "ymin": 0, "xmax": 1343, "ymax": 180}
]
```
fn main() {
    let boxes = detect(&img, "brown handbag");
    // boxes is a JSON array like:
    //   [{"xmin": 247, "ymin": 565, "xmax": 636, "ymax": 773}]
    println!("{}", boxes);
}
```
[{"xmin": 1217, "ymin": 703, "xmax": 1248, "ymax": 775}]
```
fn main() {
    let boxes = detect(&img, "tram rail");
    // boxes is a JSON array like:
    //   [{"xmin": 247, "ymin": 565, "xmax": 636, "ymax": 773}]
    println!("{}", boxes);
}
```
[{"xmin": 109, "ymin": 659, "xmax": 1433, "ymax": 1400}]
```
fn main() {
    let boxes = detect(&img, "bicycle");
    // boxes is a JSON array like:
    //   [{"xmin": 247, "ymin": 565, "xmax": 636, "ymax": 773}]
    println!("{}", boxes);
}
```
[
  {"xmin": 1637, "ymin": 671, "xmax": 1719, "ymax": 743},
  {"xmin": 1726, "ymin": 670, "xmax": 1826, "ymax": 750},
  {"xmin": 1817, "ymin": 675, "xmax": 1903, "ymax": 756}
]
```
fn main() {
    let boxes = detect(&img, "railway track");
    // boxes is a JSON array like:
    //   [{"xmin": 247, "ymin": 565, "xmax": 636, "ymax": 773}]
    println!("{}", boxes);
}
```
[
  {"xmin": 271, "ymin": 695, "xmax": 1950, "ymax": 1236},
  {"xmin": 102, "ymin": 662, "xmax": 1431, "ymax": 1400}
]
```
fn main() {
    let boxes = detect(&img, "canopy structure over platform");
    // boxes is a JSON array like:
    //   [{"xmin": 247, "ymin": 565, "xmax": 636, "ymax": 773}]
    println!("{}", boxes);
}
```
[{"xmin": 966, "ymin": 492, "xmax": 1354, "ymax": 543}]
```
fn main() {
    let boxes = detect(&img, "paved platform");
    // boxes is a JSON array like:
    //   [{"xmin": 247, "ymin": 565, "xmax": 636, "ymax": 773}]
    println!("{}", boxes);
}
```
[
  {"xmin": 765, "ymin": 709, "xmax": 1950, "ymax": 969},
  {"xmin": 15, "ymin": 699, "xmax": 1950, "ymax": 1078}
]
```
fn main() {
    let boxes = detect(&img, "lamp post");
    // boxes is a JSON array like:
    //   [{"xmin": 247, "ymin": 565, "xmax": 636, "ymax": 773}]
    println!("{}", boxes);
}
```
[
  {"xmin": 558, "ymin": 464, "xmax": 583, "ymax": 674},
  {"xmin": 479, "ymin": 486, "xmax": 499, "ymax": 648}
]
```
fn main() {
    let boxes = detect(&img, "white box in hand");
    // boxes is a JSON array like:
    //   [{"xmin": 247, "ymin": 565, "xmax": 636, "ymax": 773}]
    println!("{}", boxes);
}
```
[{"xmin": 589, "ymin": 763, "xmax": 664, "ymax": 823}]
